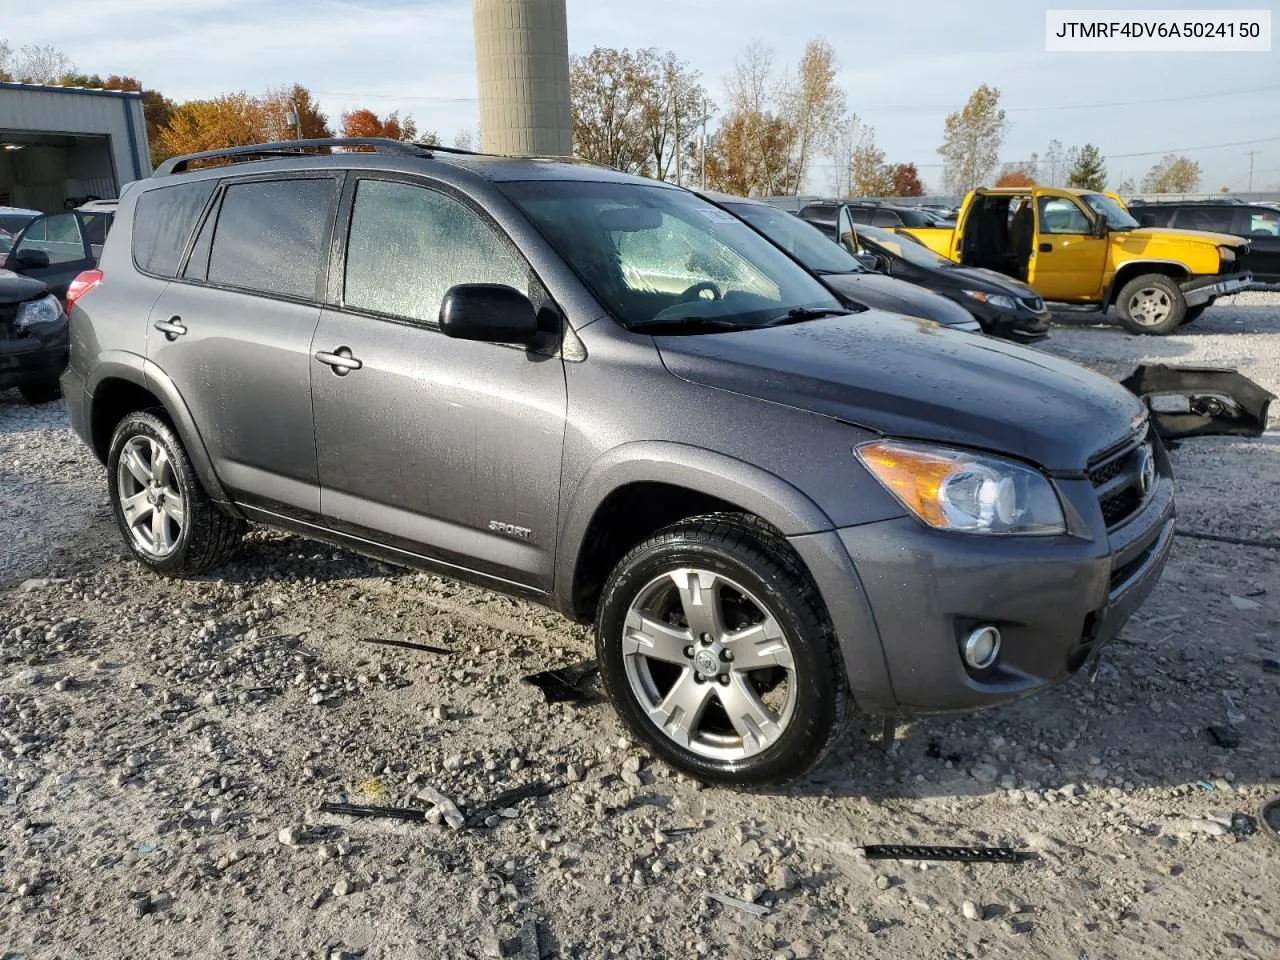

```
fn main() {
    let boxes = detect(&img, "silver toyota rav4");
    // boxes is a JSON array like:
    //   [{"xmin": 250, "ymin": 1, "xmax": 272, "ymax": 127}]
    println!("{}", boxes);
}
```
[{"xmin": 60, "ymin": 138, "xmax": 1175, "ymax": 785}]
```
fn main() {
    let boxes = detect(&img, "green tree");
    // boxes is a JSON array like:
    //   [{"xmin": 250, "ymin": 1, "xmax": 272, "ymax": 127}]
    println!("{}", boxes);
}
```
[
  {"xmin": 1067, "ymin": 143, "xmax": 1107, "ymax": 191},
  {"xmin": 938, "ymin": 84, "xmax": 1008, "ymax": 193}
]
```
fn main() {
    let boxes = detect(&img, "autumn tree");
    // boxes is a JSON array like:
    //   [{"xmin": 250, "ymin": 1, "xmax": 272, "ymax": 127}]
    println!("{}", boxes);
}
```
[
  {"xmin": 890, "ymin": 163, "xmax": 924, "ymax": 197},
  {"xmin": 995, "ymin": 169, "xmax": 1035, "ymax": 187},
  {"xmin": 778, "ymin": 39, "xmax": 846, "ymax": 195},
  {"xmin": 847, "ymin": 125, "xmax": 893, "ymax": 196},
  {"xmin": 264, "ymin": 84, "xmax": 333, "ymax": 140},
  {"xmin": 569, "ymin": 46, "xmax": 656, "ymax": 174},
  {"xmin": 1067, "ymin": 143, "xmax": 1107, "ymax": 191},
  {"xmin": 938, "ymin": 84, "xmax": 1008, "ymax": 193},
  {"xmin": 1142, "ymin": 154, "xmax": 1201, "ymax": 193},
  {"xmin": 340, "ymin": 108, "xmax": 421, "ymax": 142},
  {"xmin": 704, "ymin": 110, "xmax": 793, "ymax": 196},
  {"xmin": 159, "ymin": 93, "xmax": 270, "ymax": 157}
]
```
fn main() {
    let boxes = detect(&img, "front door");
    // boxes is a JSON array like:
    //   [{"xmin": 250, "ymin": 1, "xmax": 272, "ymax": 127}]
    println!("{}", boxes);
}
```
[
  {"xmin": 311, "ymin": 176, "xmax": 567, "ymax": 592},
  {"xmin": 1028, "ymin": 195, "xmax": 1109, "ymax": 302},
  {"xmin": 1239, "ymin": 207, "xmax": 1280, "ymax": 281},
  {"xmin": 4, "ymin": 211, "xmax": 97, "ymax": 300},
  {"xmin": 147, "ymin": 175, "xmax": 340, "ymax": 515}
]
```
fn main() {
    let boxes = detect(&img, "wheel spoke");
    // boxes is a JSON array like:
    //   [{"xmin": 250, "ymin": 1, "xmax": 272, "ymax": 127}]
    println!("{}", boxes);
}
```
[
  {"xmin": 717, "ymin": 674, "xmax": 782, "ymax": 756},
  {"xmin": 623, "ymin": 609, "xmax": 691, "ymax": 665},
  {"xmin": 120, "ymin": 490, "xmax": 153, "ymax": 525},
  {"xmin": 667, "ymin": 569, "xmax": 727, "ymax": 641},
  {"xmin": 151, "ymin": 444, "xmax": 173, "ymax": 485},
  {"xmin": 723, "ymin": 618, "xmax": 793, "ymax": 671},
  {"xmin": 161, "ymin": 496, "xmax": 185, "ymax": 528},
  {"xmin": 151, "ymin": 508, "xmax": 172, "ymax": 552},
  {"xmin": 645, "ymin": 669, "xmax": 714, "ymax": 748},
  {"xmin": 121, "ymin": 445, "xmax": 153, "ymax": 484}
]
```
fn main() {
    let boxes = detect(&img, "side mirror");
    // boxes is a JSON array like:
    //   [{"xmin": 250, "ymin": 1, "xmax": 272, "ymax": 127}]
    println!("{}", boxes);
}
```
[
  {"xmin": 1091, "ymin": 218, "xmax": 1107, "ymax": 239},
  {"xmin": 439, "ymin": 284, "xmax": 539, "ymax": 344},
  {"xmin": 10, "ymin": 249, "xmax": 51, "ymax": 271}
]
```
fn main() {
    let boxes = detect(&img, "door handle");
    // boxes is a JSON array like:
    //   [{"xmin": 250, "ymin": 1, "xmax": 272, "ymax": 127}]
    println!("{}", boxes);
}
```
[
  {"xmin": 153, "ymin": 316, "xmax": 187, "ymax": 338},
  {"xmin": 314, "ymin": 347, "xmax": 363, "ymax": 375},
  {"xmin": 1038, "ymin": 242, "xmax": 1053, "ymax": 253}
]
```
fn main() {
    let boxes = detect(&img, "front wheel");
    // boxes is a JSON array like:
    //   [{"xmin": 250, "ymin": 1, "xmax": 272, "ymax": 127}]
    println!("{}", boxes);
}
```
[
  {"xmin": 596, "ymin": 515, "xmax": 848, "ymax": 785},
  {"xmin": 1115, "ymin": 274, "xmax": 1186, "ymax": 335},
  {"xmin": 107, "ymin": 410, "xmax": 244, "ymax": 576}
]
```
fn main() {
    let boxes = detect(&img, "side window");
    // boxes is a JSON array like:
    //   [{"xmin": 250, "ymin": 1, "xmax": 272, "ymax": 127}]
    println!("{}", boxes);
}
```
[
  {"xmin": 1247, "ymin": 209, "xmax": 1279, "ymax": 236},
  {"xmin": 133, "ymin": 180, "xmax": 217, "ymax": 277},
  {"xmin": 13, "ymin": 212, "xmax": 86, "ymax": 264},
  {"xmin": 207, "ymin": 178, "xmax": 337, "ymax": 300},
  {"xmin": 1172, "ymin": 206, "xmax": 1234, "ymax": 234},
  {"xmin": 846, "ymin": 207, "xmax": 873, "ymax": 224},
  {"xmin": 343, "ymin": 179, "xmax": 528, "ymax": 325},
  {"xmin": 870, "ymin": 210, "xmax": 901, "ymax": 227},
  {"xmin": 1037, "ymin": 197, "xmax": 1091, "ymax": 235}
]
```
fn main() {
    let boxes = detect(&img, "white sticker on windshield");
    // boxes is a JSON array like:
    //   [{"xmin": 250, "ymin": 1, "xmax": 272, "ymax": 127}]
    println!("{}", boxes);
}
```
[{"xmin": 698, "ymin": 208, "xmax": 741, "ymax": 224}]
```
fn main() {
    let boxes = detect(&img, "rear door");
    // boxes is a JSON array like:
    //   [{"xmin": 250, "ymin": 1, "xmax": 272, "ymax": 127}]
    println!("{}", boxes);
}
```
[
  {"xmin": 1028, "ymin": 195, "xmax": 1108, "ymax": 302},
  {"xmin": 3, "ymin": 212, "xmax": 97, "ymax": 300},
  {"xmin": 1239, "ymin": 206, "xmax": 1280, "ymax": 281},
  {"xmin": 146, "ymin": 174, "xmax": 340, "ymax": 515},
  {"xmin": 310, "ymin": 175, "xmax": 567, "ymax": 591}
]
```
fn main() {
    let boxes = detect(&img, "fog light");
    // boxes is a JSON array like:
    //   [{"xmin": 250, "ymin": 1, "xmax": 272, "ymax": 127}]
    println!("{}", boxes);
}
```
[{"xmin": 963, "ymin": 625, "xmax": 1002, "ymax": 670}]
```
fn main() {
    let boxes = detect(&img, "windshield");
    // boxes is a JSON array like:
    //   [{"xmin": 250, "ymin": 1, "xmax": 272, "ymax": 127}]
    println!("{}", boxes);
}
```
[
  {"xmin": 853, "ymin": 223, "xmax": 955, "ymax": 269},
  {"xmin": 722, "ymin": 200, "xmax": 866, "ymax": 275},
  {"xmin": 1080, "ymin": 193, "xmax": 1139, "ymax": 230},
  {"xmin": 501, "ymin": 181, "xmax": 842, "ymax": 331}
]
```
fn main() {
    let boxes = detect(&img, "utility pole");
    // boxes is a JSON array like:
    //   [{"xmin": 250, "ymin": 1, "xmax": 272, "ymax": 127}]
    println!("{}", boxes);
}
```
[
  {"xmin": 1246, "ymin": 150, "xmax": 1256, "ymax": 192},
  {"xmin": 700, "ymin": 98, "xmax": 708, "ymax": 190}
]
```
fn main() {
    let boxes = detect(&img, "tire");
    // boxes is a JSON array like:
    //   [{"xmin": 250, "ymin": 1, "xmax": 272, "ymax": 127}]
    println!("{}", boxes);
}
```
[
  {"xmin": 18, "ymin": 379, "xmax": 61, "ymax": 404},
  {"xmin": 596, "ymin": 514, "xmax": 848, "ymax": 785},
  {"xmin": 1180, "ymin": 299, "xmax": 1212, "ymax": 326},
  {"xmin": 1115, "ymin": 273, "xmax": 1186, "ymax": 335},
  {"xmin": 106, "ymin": 409, "xmax": 244, "ymax": 576}
]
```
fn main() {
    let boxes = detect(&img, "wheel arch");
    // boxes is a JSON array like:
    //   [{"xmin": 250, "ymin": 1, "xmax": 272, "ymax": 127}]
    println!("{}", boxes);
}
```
[{"xmin": 1104, "ymin": 260, "xmax": 1191, "ymax": 309}]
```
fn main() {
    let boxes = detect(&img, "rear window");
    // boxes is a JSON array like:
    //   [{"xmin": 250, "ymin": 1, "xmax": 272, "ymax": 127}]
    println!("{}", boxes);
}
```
[
  {"xmin": 132, "ymin": 180, "xmax": 217, "ymax": 278},
  {"xmin": 206, "ymin": 178, "xmax": 337, "ymax": 300}
]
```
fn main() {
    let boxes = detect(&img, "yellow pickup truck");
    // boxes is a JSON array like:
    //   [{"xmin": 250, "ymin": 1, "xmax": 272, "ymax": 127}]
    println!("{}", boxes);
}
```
[{"xmin": 900, "ymin": 187, "xmax": 1252, "ymax": 335}]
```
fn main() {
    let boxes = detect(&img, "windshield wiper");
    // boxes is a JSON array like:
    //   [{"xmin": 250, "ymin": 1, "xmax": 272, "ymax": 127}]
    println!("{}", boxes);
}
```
[
  {"xmin": 633, "ymin": 315, "xmax": 750, "ymax": 333},
  {"xmin": 760, "ymin": 307, "xmax": 851, "ymax": 327}
]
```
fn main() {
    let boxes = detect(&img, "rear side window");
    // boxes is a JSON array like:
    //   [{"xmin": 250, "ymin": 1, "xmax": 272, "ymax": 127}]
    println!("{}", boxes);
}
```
[
  {"xmin": 1247, "ymin": 209, "xmax": 1278, "ymax": 236},
  {"xmin": 132, "ymin": 180, "xmax": 217, "ymax": 278},
  {"xmin": 343, "ymin": 179, "xmax": 527, "ymax": 325},
  {"xmin": 1173, "ymin": 206, "xmax": 1234, "ymax": 234},
  {"xmin": 207, "ymin": 178, "xmax": 337, "ymax": 300}
]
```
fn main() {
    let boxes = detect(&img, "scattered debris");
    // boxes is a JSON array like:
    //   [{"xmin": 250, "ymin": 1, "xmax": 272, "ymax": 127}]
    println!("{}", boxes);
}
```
[
  {"xmin": 861, "ymin": 845, "xmax": 1030, "ymax": 864},
  {"xmin": 1262, "ymin": 658, "xmax": 1280, "ymax": 675},
  {"xmin": 467, "ymin": 781, "xmax": 562, "ymax": 826},
  {"xmin": 1261, "ymin": 796, "xmax": 1280, "ymax": 845},
  {"xmin": 19, "ymin": 577, "xmax": 67, "ymax": 592},
  {"xmin": 1206, "ymin": 725, "xmax": 1242, "ymax": 749},
  {"xmin": 515, "ymin": 919, "xmax": 542, "ymax": 960},
  {"xmin": 1121, "ymin": 365, "xmax": 1275, "ymax": 440},
  {"xmin": 1229, "ymin": 595, "xmax": 1263, "ymax": 611},
  {"xmin": 1223, "ymin": 691, "xmax": 1247, "ymax": 726},
  {"xmin": 358, "ymin": 637, "xmax": 453, "ymax": 655},
  {"xmin": 962, "ymin": 899, "xmax": 984, "ymax": 921},
  {"xmin": 704, "ymin": 890, "xmax": 770, "ymax": 918},
  {"xmin": 522, "ymin": 661, "xmax": 599, "ymax": 704},
  {"xmin": 415, "ymin": 786, "xmax": 466, "ymax": 830},
  {"xmin": 319, "ymin": 802, "xmax": 428, "ymax": 823}
]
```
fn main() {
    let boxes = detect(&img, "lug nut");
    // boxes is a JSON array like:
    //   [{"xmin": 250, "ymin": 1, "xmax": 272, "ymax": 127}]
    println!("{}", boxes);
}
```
[
  {"xmin": 700, "ymin": 633, "xmax": 712, "ymax": 645},
  {"xmin": 684, "ymin": 646, "xmax": 695, "ymax": 659},
  {"xmin": 720, "ymin": 649, "xmax": 733, "ymax": 662},
  {"xmin": 718, "ymin": 675, "xmax": 730, "ymax": 686}
]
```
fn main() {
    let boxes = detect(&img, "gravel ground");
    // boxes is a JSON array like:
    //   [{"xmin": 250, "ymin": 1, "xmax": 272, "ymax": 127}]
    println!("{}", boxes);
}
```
[{"xmin": 2, "ymin": 295, "xmax": 1278, "ymax": 960}]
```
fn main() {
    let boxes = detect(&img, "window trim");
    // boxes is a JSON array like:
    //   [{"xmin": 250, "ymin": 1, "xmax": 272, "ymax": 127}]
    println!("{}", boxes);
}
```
[
  {"xmin": 327, "ymin": 172, "xmax": 540, "ymax": 333},
  {"xmin": 168, "ymin": 171, "xmax": 344, "ymax": 306},
  {"xmin": 129, "ymin": 179, "xmax": 220, "ymax": 281}
]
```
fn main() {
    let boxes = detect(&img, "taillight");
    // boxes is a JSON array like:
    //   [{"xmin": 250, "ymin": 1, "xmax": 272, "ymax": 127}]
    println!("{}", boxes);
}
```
[{"xmin": 65, "ymin": 269, "xmax": 103, "ymax": 311}]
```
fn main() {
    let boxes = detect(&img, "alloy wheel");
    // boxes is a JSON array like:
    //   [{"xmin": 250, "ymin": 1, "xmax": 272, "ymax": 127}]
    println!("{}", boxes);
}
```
[
  {"xmin": 1128, "ymin": 287, "xmax": 1172, "ymax": 326},
  {"xmin": 116, "ymin": 435, "xmax": 185, "ymax": 558},
  {"xmin": 622, "ymin": 568, "xmax": 797, "ymax": 761}
]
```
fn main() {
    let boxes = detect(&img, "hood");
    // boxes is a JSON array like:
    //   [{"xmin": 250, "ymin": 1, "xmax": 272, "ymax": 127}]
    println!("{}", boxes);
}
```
[
  {"xmin": 0, "ymin": 268, "xmax": 50, "ymax": 305},
  {"xmin": 656, "ymin": 311, "xmax": 1145, "ymax": 472},
  {"xmin": 822, "ymin": 273, "xmax": 976, "ymax": 327},
  {"xmin": 946, "ymin": 266, "xmax": 1041, "ymax": 298},
  {"xmin": 1125, "ymin": 226, "xmax": 1245, "ymax": 248}
]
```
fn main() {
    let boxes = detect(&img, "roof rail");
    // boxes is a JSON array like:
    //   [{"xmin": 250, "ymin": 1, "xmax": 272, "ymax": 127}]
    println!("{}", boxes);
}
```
[{"xmin": 153, "ymin": 137, "xmax": 438, "ymax": 176}]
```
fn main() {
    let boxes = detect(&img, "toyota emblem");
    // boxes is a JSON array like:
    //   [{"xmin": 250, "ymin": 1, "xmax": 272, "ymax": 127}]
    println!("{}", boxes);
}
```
[{"xmin": 1137, "ymin": 447, "xmax": 1156, "ymax": 497}]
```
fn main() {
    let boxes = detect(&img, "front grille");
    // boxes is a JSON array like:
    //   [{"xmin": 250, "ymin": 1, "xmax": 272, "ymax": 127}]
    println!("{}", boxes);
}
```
[
  {"xmin": 1021, "ymin": 296, "xmax": 1045, "ymax": 312},
  {"xmin": 1087, "ymin": 427, "xmax": 1152, "ymax": 530}
]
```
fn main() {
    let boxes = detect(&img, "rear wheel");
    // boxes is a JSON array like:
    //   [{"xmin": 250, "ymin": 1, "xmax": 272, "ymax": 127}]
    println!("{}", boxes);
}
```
[
  {"xmin": 1115, "ymin": 273, "xmax": 1186, "ymax": 335},
  {"xmin": 596, "ymin": 515, "xmax": 848, "ymax": 785},
  {"xmin": 18, "ymin": 379, "xmax": 61, "ymax": 404},
  {"xmin": 107, "ymin": 410, "xmax": 244, "ymax": 576}
]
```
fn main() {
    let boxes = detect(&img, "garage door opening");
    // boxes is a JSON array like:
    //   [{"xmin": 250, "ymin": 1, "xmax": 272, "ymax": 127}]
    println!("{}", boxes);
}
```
[{"xmin": 0, "ymin": 131, "xmax": 117, "ymax": 212}]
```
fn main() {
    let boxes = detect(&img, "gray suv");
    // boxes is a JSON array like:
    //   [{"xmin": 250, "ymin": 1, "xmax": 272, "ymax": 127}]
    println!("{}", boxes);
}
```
[{"xmin": 60, "ymin": 138, "xmax": 1175, "ymax": 785}]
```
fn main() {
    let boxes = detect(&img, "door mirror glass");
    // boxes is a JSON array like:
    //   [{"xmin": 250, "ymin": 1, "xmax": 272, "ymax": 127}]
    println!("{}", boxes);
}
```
[{"xmin": 439, "ymin": 284, "xmax": 539, "ymax": 343}]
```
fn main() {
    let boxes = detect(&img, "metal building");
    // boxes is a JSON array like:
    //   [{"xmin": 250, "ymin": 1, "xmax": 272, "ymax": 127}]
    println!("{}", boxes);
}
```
[
  {"xmin": 0, "ymin": 82, "xmax": 151, "ymax": 212},
  {"xmin": 473, "ymin": 0, "xmax": 572, "ymax": 157}
]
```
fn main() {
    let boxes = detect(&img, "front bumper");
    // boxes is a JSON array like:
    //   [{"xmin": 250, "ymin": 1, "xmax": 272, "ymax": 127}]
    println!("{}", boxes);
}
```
[
  {"xmin": 959, "ymin": 299, "xmax": 1052, "ymax": 343},
  {"xmin": 0, "ymin": 321, "xmax": 69, "ymax": 390},
  {"xmin": 1181, "ymin": 272, "xmax": 1252, "ymax": 306},
  {"xmin": 794, "ymin": 463, "xmax": 1175, "ymax": 715}
]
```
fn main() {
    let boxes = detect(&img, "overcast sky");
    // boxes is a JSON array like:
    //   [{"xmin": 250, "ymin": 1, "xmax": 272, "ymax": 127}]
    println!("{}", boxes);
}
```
[{"xmin": 7, "ymin": 0, "xmax": 1279, "ymax": 192}]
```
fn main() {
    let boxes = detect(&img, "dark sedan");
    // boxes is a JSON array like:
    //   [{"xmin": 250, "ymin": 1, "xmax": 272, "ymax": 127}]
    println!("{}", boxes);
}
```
[
  {"xmin": 836, "ymin": 222, "xmax": 1052, "ymax": 342},
  {"xmin": 705, "ymin": 193, "xmax": 983, "ymax": 334},
  {"xmin": 1, "ymin": 269, "xmax": 68, "ymax": 403}
]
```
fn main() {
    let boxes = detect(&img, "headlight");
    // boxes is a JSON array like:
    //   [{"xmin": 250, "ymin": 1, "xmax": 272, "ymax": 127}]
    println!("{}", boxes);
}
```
[
  {"xmin": 856, "ymin": 440, "xmax": 1066, "ymax": 535},
  {"xmin": 962, "ymin": 290, "xmax": 1016, "ymax": 311},
  {"xmin": 1217, "ymin": 245, "xmax": 1236, "ymax": 263},
  {"xmin": 14, "ymin": 294, "xmax": 63, "ymax": 328}
]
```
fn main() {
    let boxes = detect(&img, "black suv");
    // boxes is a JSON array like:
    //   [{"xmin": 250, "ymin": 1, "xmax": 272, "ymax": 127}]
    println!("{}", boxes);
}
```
[
  {"xmin": 1130, "ymin": 200, "xmax": 1279, "ymax": 282},
  {"xmin": 798, "ymin": 200, "xmax": 940, "ymax": 229},
  {"xmin": 59, "ymin": 138, "xmax": 1174, "ymax": 785}
]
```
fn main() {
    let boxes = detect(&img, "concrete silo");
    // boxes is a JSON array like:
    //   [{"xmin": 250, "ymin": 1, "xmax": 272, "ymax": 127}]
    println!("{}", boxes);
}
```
[{"xmin": 472, "ymin": 0, "xmax": 573, "ymax": 157}]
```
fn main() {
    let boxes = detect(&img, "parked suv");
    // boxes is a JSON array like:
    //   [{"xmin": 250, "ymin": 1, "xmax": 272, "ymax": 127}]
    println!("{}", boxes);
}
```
[
  {"xmin": 61, "ymin": 138, "xmax": 1175, "ymax": 785},
  {"xmin": 799, "ymin": 200, "xmax": 938, "ymax": 229},
  {"xmin": 1129, "ymin": 200, "xmax": 1279, "ymax": 283}
]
